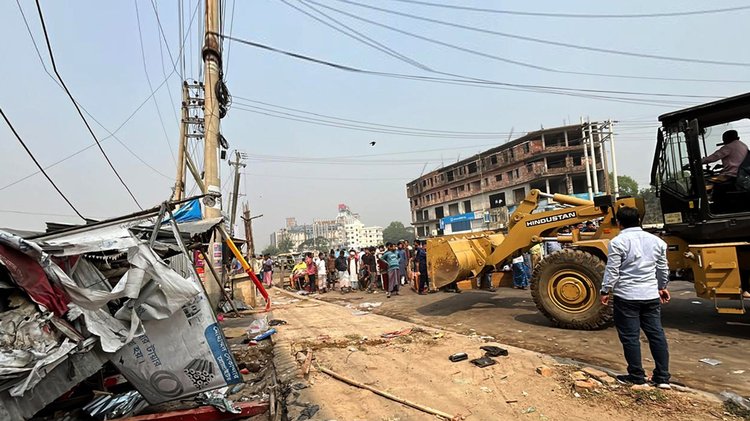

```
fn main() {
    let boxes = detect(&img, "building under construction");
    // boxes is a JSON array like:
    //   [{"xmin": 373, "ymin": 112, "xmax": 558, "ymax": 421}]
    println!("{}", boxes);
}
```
[{"xmin": 406, "ymin": 122, "xmax": 615, "ymax": 237}]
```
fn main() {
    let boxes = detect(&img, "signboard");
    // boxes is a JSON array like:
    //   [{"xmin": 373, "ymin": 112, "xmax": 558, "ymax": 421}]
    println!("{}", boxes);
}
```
[{"xmin": 111, "ymin": 255, "xmax": 241, "ymax": 404}]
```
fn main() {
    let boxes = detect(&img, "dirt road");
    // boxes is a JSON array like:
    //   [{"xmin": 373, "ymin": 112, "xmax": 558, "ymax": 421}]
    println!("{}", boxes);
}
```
[
  {"xmin": 257, "ymin": 289, "xmax": 733, "ymax": 420},
  {"xmin": 316, "ymin": 281, "xmax": 750, "ymax": 397}
]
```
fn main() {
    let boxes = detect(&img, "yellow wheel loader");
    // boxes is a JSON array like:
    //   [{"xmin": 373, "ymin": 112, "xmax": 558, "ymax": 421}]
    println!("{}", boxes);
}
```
[{"xmin": 427, "ymin": 92, "xmax": 750, "ymax": 329}]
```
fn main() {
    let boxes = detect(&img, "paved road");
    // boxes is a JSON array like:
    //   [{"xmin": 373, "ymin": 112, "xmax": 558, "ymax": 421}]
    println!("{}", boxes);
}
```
[{"xmin": 317, "ymin": 281, "xmax": 750, "ymax": 396}]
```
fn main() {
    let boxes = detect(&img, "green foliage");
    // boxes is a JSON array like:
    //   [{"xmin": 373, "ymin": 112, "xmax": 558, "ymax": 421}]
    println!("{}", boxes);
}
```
[
  {"xmin": 277, "ymin": 236, "xmax": 294, "ymax": 253},
  {"xmin": 382, "ymin": 221, "xmax": 416, "ymax": 244},
  {"xmin": 262, "ymin": 245, "xmax": 279, "ymax": 256},
  {"xmin": 297, "ymin": 236, "xmax": 330, "ymax": 252},
  {"xmin": 609, "ymin": 173, "xmax": 640, "ymax": 197},
  {"xmin": 639, "ymin": 186, "xmax": 663, "ymax": 225}
]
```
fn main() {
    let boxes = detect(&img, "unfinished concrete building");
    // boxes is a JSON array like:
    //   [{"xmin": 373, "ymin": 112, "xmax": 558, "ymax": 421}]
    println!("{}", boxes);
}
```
[{"xmin": 406, "ymin": 123, "xmax": 607, "ymax": 237}]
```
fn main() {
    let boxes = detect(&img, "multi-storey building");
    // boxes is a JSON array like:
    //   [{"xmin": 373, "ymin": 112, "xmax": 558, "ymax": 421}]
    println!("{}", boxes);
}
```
[
  {"xmin": 270, "ymin": 204, "xmax": 384, "ymax": 251},
  {"xmin": 406, "ymin": 123, "xmax": 607, "ymax": 237}
]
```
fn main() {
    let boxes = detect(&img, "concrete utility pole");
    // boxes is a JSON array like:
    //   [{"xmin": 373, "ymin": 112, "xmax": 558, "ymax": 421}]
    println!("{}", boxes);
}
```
[
  {"xmin": 581, "ymin": 117, "xmax": 594, "ymax": 200},
  {"xmin": 202, "ymin": 0, "xmax": 222, "ymax": 215},
  {"xmin": 202, "ymin": 0, "xmax": 223, "ymax": 308},
  {"xmin": 587, "ymin": 117, "xmax": 600, "ymax": 194},
  {"xmin": 228, "ymin": 151, "xmax": 246, "ymax": 235},
  {"xmin": 173, "ymin": 82, "xmax": 188, "ymax": 201},
  {"xmin": 609, "ymin": 119, "xmax": 620, "ymax": 197}
]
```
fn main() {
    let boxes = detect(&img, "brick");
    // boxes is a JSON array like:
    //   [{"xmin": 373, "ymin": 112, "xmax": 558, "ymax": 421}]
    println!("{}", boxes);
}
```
[
  {"xmin": 582, "ymin": 367, "xmax": 608, "ymax": 380},
  {"xmin": 536, "ymin": 365, "xmax": 554, "ymax": 377},
  {"xmin": 574, "ymin": 380, "xmax": 596, "ymax": 392},
  {"xmin": 631, "ymin": 383, "xmax": 653, "ymax": 391},
  {"xmin": 570, "ymin": 371, "xmax": 587, "ymax": 382}
]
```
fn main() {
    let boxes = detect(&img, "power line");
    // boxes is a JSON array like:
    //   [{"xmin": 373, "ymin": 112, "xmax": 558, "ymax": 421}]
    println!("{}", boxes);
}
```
[
  {"xmin": 232, "ymin": 99, "xmax": 513, "ymax": 138},
  {"xmin": 233, "ymin": 96, "xmax": 515, "ymax": 135},
  {"xmin": 224, "ymin": 0, "xmax": 238, "ymax": 77},
  {"xmin": 1, "ymin": 108, "xmax": 85, "ymax": 220},
  {"xmin": 134, "ymin": 0, "xmax": 177, "ymax": 166},
  {"xmin": 320, "ymin": 0, "xmax": 750, "ymax": 69},
  {"xmin": 7, "ymin": 0, "xmax": 199, "ymax": 192},
  {"xmin": 289, "ymin": 1, "xmax": 743, "ymax": 91},
  {"xmin": 383, "ymin": 0, "xmax": 750, "ymax": 19},
  {"xmin": 218, "ymin": 34, "xmax": 703, "ymax": 107},
  {"xmin": 281, "ymin": 0, "xmax": 432, "ymax": 72},
  {"xmin": 35, "ymin": 0, "xmax": 142, "ymax": 209}
]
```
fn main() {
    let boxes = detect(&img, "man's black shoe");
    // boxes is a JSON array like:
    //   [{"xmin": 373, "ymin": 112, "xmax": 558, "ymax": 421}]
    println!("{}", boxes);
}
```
[{"xmin": 616, "ymin": 374, "xmax": 646, "ymax": 385}]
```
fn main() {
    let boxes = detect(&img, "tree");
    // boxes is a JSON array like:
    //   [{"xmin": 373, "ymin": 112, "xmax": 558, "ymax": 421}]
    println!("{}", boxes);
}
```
[
  {"xmin": 277, "ymin": 236, "xmax": 294, "ymax": 253},
  {"xmin": 261, "ymin": 245, "xmax": 279, "ymax": 256},
  {"xmin": 609, "ymin": 173, "xmax": 639, "ymax": 197},
  {"xmin": 639, "ymin": 186, "xmax": 663, "ymax": 225},
  {"xmin": 297, "ymin": 236, "xmax": 330, "ymax": 253},
  {"xmin": 382, "ymin": 221, "xmax": 416, "ymax": 244}
]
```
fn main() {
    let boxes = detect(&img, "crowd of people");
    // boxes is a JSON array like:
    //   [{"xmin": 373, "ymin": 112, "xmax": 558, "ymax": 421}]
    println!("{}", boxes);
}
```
[{"xmin": 278, "ymin": 240, "xmax": 429, "ymax": 298}]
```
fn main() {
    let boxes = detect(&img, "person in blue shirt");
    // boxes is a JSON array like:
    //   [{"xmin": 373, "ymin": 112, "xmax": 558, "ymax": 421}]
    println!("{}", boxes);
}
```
[
  {"xmin": 601, "ymin": 206, "xmax": 671, "ymax": 389},
  {"xmin": 380, "ymin": 242, "xmax": 401, "ymax": 298},
  {"xmin": 397, "ymin": 241, "xmax": 408, "ymax": 286}
]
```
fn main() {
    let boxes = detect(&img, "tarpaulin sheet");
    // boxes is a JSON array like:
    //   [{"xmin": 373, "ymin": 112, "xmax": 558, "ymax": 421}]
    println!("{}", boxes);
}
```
[
  {"xmin": 161, "ymin": 199, "xmax": 202, "ymax": 224},
  {"xmin": 0, "ymin": 238, "xmax": 69, "ymax": 317}
]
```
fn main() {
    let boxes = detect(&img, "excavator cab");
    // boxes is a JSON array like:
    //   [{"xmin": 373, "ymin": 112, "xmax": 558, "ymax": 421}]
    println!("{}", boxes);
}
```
[{"xmin": 652, "ymin": 92, "xmax": 750, "ymax": 242}]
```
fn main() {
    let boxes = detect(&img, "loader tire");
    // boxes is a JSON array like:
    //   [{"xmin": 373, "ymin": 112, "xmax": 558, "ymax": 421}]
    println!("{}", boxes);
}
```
[{"xmin": 531, "ymin": 249, "xmax": 612, "ymax": 330}]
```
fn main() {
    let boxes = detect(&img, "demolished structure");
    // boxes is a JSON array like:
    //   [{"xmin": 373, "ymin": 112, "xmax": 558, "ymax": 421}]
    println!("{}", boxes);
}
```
[{"xmin": 0, "ymin": 197, "xmax": 254, "ymax": 419}]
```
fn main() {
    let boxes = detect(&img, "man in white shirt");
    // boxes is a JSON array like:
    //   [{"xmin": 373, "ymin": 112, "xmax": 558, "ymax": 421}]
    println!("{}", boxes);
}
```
[{"xmin": 600, "ymin": 207, "xmax": 671, "ymax": 389}]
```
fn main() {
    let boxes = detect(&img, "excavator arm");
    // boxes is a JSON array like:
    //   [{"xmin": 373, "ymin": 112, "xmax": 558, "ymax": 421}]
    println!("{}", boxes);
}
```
[{"xmin": 427, "ymin": 189, "xmax": 637, "ymax": 288}]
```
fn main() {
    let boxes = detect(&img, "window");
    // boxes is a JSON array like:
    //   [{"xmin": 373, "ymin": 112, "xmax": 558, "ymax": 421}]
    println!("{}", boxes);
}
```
[
  {"xmin": 495, "ymin": 174, "xmax": 503, "ymax": 182},
  {"xmin": 444, "ymin": 189, "xmax": 448, "ymax": 197},
  {"xmin": 449, "ymin": 203, "xmax": 459, "ymax": 215},
  {"xmin": 468, "ymin": 162, "xmax": 478, "ymax": 174},
  {"xmin": 490, "ymin": 155, "xmax": 498, "ymax": 165},
  {"xmin": 513, "ymin": 187, "xmax": 526, "ymax": 204},
  {"xmin": 656, "ymin": 130, "xmax": 693, "ymax": 196},
  {"xmin": 523, "ymin": 143, "xmax": 530, "ymax": 153},
  {"xmin": 435, "ymin": 206, "xmax": 445, "ymax": 219},
  {"xmin": 463, "ymin": 200, "xmax": 472, "ymax": 213},
  {"xmin": 423, "ymin": 210, "xmax": 429, "ymax": 221},
  {"xmin": 515, "ymin": 169, "xmax": 520, "ymax": 178},
  {"xmin": 507, "ymin": 171, "xmax": 513, "ymax": 180},
  {"xmin": 447, "ymin": 171, "xmax": 454, "ymax": 181},
  {"xmin": 489, "ymin": 192, "xmax": 506, "ymax": 208}
]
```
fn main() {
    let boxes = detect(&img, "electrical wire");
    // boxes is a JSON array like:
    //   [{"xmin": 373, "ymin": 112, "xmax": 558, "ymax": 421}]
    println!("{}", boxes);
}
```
[
  {"xmin": 224, "ymin": 0, "xmax": 237, "ymax": 78},
  {"xmin": 6, "ymin": 0, "xmax": 199, "ymax": 192},
  {"xmin": 135, "ymin": 0, "xmax": 177, "ymax": 166},
  {"xmin": 35, "ymin": 0, "xmax": 143, "ymax": 209},
  {"xmin": 231, "ymin": 101, "xmax": 513, "ymax": 139},
  {"xmin": 384, "ymin": 0, "xmax": 750, "ymax": 19},
  {"xmin": 319, "ymin": 0, "xmax": 750, "ymax": 69},
  {"xmin": 1, "ymin": 108, "xmax": 85, "ymax": 220},
  {"xmin": 217, "ymin": 34, "xmax": 704, "ymax": 107},
  {"xmin": 287, "ymin": 0, "xmax": 736, "ymax": 93},
  {"xmin": 232, "ymin": 96, "xmax": 515, "ymax": 135}
]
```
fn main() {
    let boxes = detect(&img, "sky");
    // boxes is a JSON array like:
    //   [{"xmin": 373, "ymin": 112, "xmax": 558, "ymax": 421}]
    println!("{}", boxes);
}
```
[{"xmin": 1, "ymin": 0, "xmax": 749, "ymax": 248}]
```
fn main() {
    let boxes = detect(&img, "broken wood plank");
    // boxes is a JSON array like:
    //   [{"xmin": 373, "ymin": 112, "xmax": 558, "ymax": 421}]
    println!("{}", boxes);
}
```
[{"xmin": 302, "ymin": 348, "xmax": 313, "ymax": 377}]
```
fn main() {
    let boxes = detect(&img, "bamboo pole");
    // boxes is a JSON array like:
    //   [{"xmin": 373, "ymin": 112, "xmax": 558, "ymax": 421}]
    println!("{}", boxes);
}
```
[{"xmin": 317, "ymin": 365, "xmax": 457, "ymax": 420}]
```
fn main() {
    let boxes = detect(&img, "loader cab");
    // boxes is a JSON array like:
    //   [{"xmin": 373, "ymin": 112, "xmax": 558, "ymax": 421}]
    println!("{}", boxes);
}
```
[{"xmin": 651, "ymin": 92, "xmax": 750, "ymax": 243}]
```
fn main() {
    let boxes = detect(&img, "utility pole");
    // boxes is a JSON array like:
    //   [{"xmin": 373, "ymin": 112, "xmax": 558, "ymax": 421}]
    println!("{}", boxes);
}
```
[
  {"xmin": 173, "ymin": 82, "xmax": 188, "ymax": 201},
  {"xmin": 598, "ymin": 122, "xmax": 611, "ymax": 196},
  {"xmin": 242, "ymin": 203, "xmax": 254, "ymax": 256},
  {"xmin": 587, "ymin": 117, "xmax": 599, "ymax": 195},
  {"xmin": 202, "ymin": 0, "xmax": 223, "ymax": 308},
  {"xmin": 228, "ymin": 150, "xmax": 246, "ymax": 235},
  {"xmin": 609, "ymin": 119, "xmax": 620, "ymax": 197},
  {"xmin": 581, "ymin": 117, "xmax": 594, "ymax": 200},
  {"xmin": 202, "ymin": 0, "xmax": 222, "ymax": 215}
]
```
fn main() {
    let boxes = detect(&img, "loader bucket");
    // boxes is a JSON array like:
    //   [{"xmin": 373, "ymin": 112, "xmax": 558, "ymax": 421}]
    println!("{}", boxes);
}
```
[{"xmin": 427, "ymin": 233, "xmax": 504, "ymax": 289}]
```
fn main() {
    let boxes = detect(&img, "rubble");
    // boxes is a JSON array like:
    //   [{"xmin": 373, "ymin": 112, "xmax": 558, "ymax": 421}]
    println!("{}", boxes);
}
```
[{"xmin": 536, "ymin": 365, "xmax": 554, "ymax": 377}]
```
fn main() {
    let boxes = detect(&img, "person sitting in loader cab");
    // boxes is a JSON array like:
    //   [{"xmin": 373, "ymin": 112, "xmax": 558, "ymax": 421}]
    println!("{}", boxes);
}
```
[{"xmin": 701, "ymin": 129, "xmax": 749, "ymax": 184}]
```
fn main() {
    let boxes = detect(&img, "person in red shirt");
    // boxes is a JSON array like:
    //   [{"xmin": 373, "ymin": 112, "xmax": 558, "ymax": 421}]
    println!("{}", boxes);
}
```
[{"xmin": 304, "ymin": 252, "xmax": 318, "ymax": 292}]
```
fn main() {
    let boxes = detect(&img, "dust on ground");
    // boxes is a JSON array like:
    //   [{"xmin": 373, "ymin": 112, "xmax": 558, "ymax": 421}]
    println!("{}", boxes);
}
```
[{"xmin": 261, "ymin": 288, "xmax": 737, "ymax": 421}]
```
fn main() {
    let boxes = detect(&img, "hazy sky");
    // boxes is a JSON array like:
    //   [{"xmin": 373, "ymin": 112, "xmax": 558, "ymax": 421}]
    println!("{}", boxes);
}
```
[{"xmin": 1, "ymin": 0, "xmax": 748, "ymax": 248}]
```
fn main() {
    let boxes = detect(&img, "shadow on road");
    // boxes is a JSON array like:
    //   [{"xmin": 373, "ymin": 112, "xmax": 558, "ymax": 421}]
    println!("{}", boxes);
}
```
[{"xmin": 415, "ymin": 291, "xmax": 533, "ymax": 317}]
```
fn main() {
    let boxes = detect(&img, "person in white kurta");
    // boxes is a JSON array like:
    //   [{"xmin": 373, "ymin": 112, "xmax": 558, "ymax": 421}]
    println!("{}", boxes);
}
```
[{"xmin": 347, "ymin": 250, "xmax": 359, "ymax": 290}]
